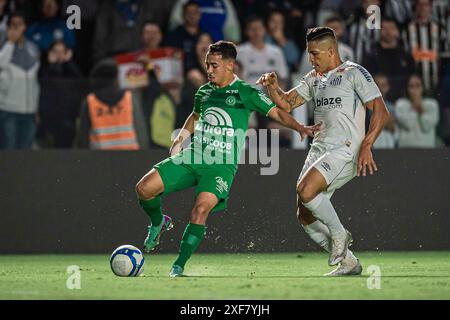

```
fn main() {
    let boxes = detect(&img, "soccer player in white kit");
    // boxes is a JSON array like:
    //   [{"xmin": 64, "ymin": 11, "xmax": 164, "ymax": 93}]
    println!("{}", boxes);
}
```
[{"xmin": 257, "ymin": 27, "xmax": 390, "ymax": 276}]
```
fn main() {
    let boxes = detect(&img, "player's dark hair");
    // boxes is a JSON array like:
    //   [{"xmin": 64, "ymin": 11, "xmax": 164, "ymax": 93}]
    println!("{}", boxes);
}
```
[
  {"xmin": 306, "ymin": 26, "xmax": 336, "ymax": 42},
  {"xmin": 207, "ymin": 41, "xmax": 237, "ymax": 60}
]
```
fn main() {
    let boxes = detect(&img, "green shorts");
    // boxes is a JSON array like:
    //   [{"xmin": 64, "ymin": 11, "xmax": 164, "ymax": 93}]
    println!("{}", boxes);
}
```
[{"xmin": 153, "ymin": 154, "xmax": 237, "ymax": 213}]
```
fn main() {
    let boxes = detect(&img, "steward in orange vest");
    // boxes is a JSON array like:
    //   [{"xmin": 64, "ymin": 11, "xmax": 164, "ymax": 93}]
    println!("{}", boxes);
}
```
[
  {"xmin": 86, "ymin": 91, "xmax": 139, "ymax": 150},
  {"xmin": 78, "ymin": 59, "xmax": 146, "ymax": 150}
]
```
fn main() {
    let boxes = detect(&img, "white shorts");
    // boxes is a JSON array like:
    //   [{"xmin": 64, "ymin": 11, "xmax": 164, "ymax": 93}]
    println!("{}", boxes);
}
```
[{"xmin": 297, "ymin": 143, "xmax": 357, "ymax": 199}]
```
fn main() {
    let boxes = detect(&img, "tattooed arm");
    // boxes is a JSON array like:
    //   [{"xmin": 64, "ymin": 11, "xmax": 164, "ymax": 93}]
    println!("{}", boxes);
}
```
[{"xmin": 256, "ymin": 72, "xmax": 305, "ymax": 112}]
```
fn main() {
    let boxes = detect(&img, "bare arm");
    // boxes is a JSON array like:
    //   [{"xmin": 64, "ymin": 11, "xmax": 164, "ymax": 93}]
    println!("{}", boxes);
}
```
[
  {"xmin": 169, "ymin": 112, "xmax": 199, "ymax": 156},
  {"xmin": 257, "ymin": 72, "xmax": 305, "ymax": 112},
  {"xmin": 357, "ymin": 96, "xmax": 390, "ymax": 177},
  {"xmin": 267, "ymin": 107, "xmax": 321, "ymax": 141}
]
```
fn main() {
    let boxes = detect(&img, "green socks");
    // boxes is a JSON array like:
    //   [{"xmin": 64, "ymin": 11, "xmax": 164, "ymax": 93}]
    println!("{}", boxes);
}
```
[
  {"xmin": 139, "ymin": 197, "xmax": 163, "ymax": 227},
  {"xmin": 173, "ymin": 223, "xmax": 206, "ymax": 269}
]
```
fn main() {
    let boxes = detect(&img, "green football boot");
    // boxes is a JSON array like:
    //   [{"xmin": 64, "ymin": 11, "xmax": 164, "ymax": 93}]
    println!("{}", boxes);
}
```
[
  {"xmin": 169, "ymin": 265, "xmax": 184, "ymax": 278},
  {"xmin": 143, "ymin": 215, "xmax": 173, "ymax": 253}
]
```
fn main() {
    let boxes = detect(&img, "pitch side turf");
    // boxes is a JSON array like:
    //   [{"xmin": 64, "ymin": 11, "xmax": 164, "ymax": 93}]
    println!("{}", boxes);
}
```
[{"xmin": 0, "ymin": 252, "xmax": 449, "ymax": 299}]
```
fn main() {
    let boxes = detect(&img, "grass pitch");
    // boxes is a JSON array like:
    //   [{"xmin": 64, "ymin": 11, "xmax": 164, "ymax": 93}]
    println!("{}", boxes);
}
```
[{"xmin": 0, "ymin": 252, "xmax": 449, "ymax": 300}]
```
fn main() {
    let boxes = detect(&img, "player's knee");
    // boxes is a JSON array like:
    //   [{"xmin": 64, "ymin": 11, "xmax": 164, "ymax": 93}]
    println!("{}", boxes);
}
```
[
  {"xmin": 191, "ymin": 203, "xmax": 210, "ymax": 222},
  {"xmin": 135, "ymin": 179, "xmax": 154, "ymax": 200},
  {"xmin": 296, "ymin": 183, "xmax": 316, "ymax": 204}
]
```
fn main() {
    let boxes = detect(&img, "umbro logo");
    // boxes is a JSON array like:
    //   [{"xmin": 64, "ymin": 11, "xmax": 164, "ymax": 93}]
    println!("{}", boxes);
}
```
[{"xmin": 321, "ymin": 162, "xmax": 331, "ymax": 172}]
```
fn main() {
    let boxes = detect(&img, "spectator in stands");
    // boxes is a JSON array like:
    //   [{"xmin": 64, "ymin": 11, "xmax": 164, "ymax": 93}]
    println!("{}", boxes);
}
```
[
  {"xmin": 184, "ymin": 31, "xmax": 211, "ymax": 80},
  {"xmin": 177, "ymin": 32, "xmax": 212, "ymax": 128},
  {"xmin": 403, "ymin": 0, "xmax": 449, "ymax": 93},
  {"xmin": 265, "ymin": 9, "xmax": 300, "ymax": 72},
  {"xmin": 346, "ymin": 0, "xmax": 381, "ymax": 64},
  {"xmin": 138, "ymin": 57, "xmax": 177, "ymax": 149},
  {"xmin": 237, "ymin": 15, "xmax": 288, "ymax": 90},
  {"xmin": 164, "ymin": 1, "xmax": 202, "ymax": 74},
  {"xmin": 92, "ymin": 0, "xmax": 174, "ymax": 64},
  {"xmin": 299, "ymin": 15, "xmax": 354, "ymax": 77},
  {"xmin": 396, "ymin": 74, "xmax": 440, "ymax": 148},
  {"xmin": 78, "ymin": 59, "xmax": 148, "ymax": 150},
  {"xmin": 0, "ymin": 12, "xmax": 40, "ymax": 149},
  {"xmin": 0, "ymin": 0, "xmax": 10, "ymax": 45},
  {"xmin": 38, "ymin": 40, "xmax": 84, "ymax": 148},
  {"xmin": 142, "ymin": 20, "xmax": 163, "ymax": 51},
  {"xmin": 169, "ymin": 0, "xmax": 241, "ymax": 43},
  {"xmin": 234, "ymin": 0, "xmax": 319, "ymax": 52},
  {"xmin": 25, "ymin": 0, "xmax": 75, "ymax": 53},
  {"xmin": 438, "ymin": 57, "xmax": 450, "ymax": 146},
  {"xmin": 61, "ymin": 0, "xmax": 102, "ymax": 75},
  {"xmin": 381, "ymin": 0, "xmax": 414, "ymax": 30},
  {"xmin": 371, "ymin": 74, "xmax": 396, "ymax": 149},
  {"xmin": 363, "ymin": 18, "xmax": 416, "ymax": 101},
  {"xmin": 237, "ymin": 15, "xmax": 289, "ymax": 131}
]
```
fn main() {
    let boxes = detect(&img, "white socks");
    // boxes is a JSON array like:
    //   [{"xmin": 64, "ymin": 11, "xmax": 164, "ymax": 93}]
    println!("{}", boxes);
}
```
[
  {"xmin": 303, "ymin": 193, "xmax": 346, "ymax": 237},
  {"xmin": 302, "ymin": 219, "xmax": 356, "ymax": 261},
  {"xmin": 303, "ymin": 220, "xmax": 331, "ymax": 251}
]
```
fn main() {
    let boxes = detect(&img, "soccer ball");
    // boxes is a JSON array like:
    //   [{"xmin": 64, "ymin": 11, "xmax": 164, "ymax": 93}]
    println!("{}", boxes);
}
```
[{"xmin": 110, "ymin": 245, "xmax": 145, "ymax": 277}]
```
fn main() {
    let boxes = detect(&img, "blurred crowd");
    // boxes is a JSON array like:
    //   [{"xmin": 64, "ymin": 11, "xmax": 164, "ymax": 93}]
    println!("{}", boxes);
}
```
[{"xmin": 0, "ymin": 0, "xmax": 449, "ymax": 150}]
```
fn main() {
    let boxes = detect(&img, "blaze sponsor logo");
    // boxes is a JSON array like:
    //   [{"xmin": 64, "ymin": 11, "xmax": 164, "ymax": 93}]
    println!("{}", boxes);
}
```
[{"xmin": 315, "ymin": 96, "xmax": 343, "ymax": 109}]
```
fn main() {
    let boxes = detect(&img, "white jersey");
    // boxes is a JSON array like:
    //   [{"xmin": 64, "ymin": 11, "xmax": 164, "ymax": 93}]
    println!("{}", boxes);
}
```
[
  {"xmin": 295, "ymin": 60, "xmax": 381, "ymax": 156},
  {"xmin": 237, "ymin": 42, "xmax": 289, "ymax": 89}
]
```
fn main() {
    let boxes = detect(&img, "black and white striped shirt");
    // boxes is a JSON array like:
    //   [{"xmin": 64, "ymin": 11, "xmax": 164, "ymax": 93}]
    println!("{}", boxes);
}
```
[
  {"xmin": 347, "ymin": 17, "xmax": 380, "ymax": 64},
  {"xmin": 403, "ymin": 20, "xmax": 448, "ymax": 91}
]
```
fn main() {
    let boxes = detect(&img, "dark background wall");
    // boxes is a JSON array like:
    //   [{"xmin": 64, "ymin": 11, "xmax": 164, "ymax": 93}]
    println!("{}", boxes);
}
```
[{"xmin": 0, "ymin": 149, "xmax": 449, "ymax": 254}]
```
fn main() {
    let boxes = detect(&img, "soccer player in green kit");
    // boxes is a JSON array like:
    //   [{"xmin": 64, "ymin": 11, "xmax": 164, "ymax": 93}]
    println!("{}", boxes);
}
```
[{"xmin": 135, "ymin": 41, "xmax": 321, "ymax": 277}]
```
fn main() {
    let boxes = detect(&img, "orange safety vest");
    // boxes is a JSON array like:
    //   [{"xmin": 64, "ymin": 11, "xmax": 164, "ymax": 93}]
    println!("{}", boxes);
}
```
[{"xmin": 87, "ymin": 91, "xmax": 140, "ymax": 150}]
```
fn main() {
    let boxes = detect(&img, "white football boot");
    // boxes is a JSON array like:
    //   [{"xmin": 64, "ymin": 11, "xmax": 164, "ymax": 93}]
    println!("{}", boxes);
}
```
[
  {"xmin": 328, "ymin": 229, "xmax": 353, "ymax": 266},
  {"xmin": 324, "ymin": 255, "xmax": 362, "ymax": 276}
]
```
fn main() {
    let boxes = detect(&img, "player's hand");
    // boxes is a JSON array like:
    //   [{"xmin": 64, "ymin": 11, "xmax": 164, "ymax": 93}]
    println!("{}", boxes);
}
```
[
  {"xmin": 298, "ymin": 121, "xmax": 322, "ymax": 141},
  {"xmin": 256, "ymin": 72, "xmax": 278, "ymax": 88},
  {"xmin": 357, "ymin": 144, "xmax": 378, "ymax": 177}
]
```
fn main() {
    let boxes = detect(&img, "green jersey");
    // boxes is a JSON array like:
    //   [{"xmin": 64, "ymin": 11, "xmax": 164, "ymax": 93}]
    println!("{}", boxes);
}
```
[{"xmin": 186, "ymin": 76, "xmax": 276, "ymax": 169}]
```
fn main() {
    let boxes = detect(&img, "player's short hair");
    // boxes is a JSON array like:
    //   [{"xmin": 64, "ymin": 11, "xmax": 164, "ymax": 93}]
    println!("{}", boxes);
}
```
[
  {"xmin": 306, "ymin": 26, "xmax": 336, "ymax": 43},
  {"xmin": 207, "ymin": 41, "xmax": 237, "ymax": 60}
]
